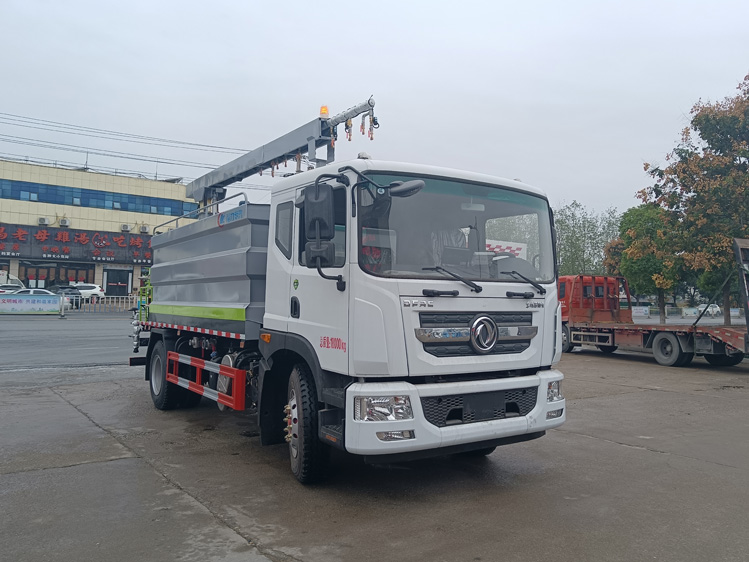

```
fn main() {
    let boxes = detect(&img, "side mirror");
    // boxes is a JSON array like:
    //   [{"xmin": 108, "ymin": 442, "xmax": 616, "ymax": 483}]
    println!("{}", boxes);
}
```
[
  {"xmin": 388, "ymin": 180, "xmax": 425, "ymax": 197},
  {"xmin": 303, "ymin": 183, "xmax": 335, "ymax": 241},
  {"xmin": 305, "ymin": 240, "xmax": 335, "ymax": 269}
]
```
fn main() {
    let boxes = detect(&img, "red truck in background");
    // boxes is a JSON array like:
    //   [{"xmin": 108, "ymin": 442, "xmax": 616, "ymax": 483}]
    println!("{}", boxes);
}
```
[{"xmin": 558, "ymin": 239, "xmax": 749, "ymax": 367}]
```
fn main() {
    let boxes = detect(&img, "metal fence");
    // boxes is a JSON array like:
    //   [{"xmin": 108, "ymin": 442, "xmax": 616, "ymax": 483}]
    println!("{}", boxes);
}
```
[{"xmin": 65, "ymin": 295, "xmax": 137, "ymax": 314}]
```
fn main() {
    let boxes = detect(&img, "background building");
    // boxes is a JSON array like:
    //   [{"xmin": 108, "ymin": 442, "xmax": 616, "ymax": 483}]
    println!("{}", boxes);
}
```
[{"xmin": 0, "ymin": 159, "xmax": 197, "ymax": 295}]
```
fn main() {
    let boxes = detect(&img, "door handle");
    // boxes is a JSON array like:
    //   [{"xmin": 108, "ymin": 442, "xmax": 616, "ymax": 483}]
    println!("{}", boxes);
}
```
[{"xmin": 290, "ymin": 296, "xmax": 300, "ymax": 318}]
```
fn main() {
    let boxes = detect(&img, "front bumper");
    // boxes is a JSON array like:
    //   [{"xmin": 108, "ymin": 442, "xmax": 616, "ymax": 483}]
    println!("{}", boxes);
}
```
[{"xmin": 344, "ymin": 369, "xmax": 565, "ymax": 455}]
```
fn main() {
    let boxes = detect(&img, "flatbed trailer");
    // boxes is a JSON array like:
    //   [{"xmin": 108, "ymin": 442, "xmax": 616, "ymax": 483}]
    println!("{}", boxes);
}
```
[
  {"xmin": 566, "ymin": 319, "xmax": 747, "ymax": 367},
  {"xmin": 559, "ymin": 239, "xmax": 749, "ymax": 367}
]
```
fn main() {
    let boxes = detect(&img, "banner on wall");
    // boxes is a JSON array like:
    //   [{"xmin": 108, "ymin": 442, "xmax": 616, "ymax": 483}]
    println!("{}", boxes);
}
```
[
  {"xmin": 0, "ymin": 223, "xmax": 153, "ymax": 265},
  {"xmin": 0, "ymin": 294, "xmax": 61, "ymax": 314}
]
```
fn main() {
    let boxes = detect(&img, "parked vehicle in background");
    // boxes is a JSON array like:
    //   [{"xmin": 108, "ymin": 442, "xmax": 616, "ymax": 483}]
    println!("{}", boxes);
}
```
[
  {"xmin": 697, "ymin": 303, "xmax": 722, "ymax": 317},
  {"xmin": 12, "ymin": 288, "xmax": 70, "ymax": 308},
  {"xmin": 558, "ymin": 267, "xmax": 747, "ymax": 367},
  {"xmin": 0, "ymin": 284, "xmax": 24, "ymax": 294},
  {"xmin": 48, "ymin": 285, "xmax": 83, "ymax": 309},
  {"xmin": 73, "ymin": 283, "xmax": 105, "ymax": 302},
  {"xmin": 0, "ymin": 272, "xmax": 24, "ymax": 287}
]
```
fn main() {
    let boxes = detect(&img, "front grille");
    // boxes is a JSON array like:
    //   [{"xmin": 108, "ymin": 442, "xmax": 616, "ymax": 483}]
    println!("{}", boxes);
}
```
[
  {"xmin": 420, "ymin": 312, "xmax": 533, "ymax": 327},
  {"xmin": 418, "ymin": 311, "xmax": 534, "ymax": 357},
  {"xmin": 421, "ymin": 386, "xmax": 538, "ymax": 427},
  {"xmin": 423, "ymin": 342, "xmax": 531, "ymax": 357}
]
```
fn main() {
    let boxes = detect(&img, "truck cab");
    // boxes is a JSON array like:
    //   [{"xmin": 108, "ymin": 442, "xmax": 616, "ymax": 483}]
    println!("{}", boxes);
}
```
[{"xmin": 257, "ymin": 159, "xmax": 565, "ymax": 474}]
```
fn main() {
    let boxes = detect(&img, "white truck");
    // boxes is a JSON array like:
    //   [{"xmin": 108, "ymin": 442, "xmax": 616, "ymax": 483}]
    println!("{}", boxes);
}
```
[{"xmin": 131, "ymin": 99, "xmax": 566, "ymax": 483}]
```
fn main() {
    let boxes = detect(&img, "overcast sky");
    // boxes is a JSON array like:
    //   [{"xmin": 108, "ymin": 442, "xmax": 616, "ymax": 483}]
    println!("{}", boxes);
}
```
[{"xmin": 2, "ymin": 0, "xmax": 748, "ymax": 210}]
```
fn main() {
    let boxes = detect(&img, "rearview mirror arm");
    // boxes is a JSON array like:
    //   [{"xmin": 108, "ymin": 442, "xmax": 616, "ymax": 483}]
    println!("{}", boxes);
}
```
[{"xmin": 315, "ymin": 258, "xmax": 346, "ymax": 292}]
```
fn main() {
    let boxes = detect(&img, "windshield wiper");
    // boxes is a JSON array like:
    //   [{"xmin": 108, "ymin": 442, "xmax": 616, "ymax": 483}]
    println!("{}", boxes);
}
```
[
  {"xmin": 422, "ymin": 266, "xmax": 483, "ymax": 293},
  {"xmin": 500, "ymin": 270, "xmax": 546, "ymax": 295}
]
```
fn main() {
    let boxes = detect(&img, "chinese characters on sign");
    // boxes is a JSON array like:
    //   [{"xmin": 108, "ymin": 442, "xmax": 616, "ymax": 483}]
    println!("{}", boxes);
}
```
[{"xmin": 0, "ymin": 223, "xmax": 152, "ymax": 264}]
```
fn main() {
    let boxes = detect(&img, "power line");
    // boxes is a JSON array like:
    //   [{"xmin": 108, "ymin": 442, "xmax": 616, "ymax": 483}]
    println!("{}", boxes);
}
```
[
  {"xmin": 0, "ymin": 117, "xmax": 245, "ymax": 155},
  {"xmin": 0, "ymin": 133, "xmax": 221, "ymax": 169},
  {"xmin": 0, "ymin": 112, "xmax": 250, "ymax": 152},
  {"xmin": 0, "ymin": 152, "xmax": 273, "ymax": 192}
]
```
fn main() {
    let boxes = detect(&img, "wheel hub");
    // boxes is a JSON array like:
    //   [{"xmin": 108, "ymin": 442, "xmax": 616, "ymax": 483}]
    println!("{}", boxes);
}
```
[
  {"xmin": 285, "ymin": 390, "xmax": 299, "ymax": 459},
  {"xmin": 151, "ymin": 355, "xmax": 162, "ymax": 394}
]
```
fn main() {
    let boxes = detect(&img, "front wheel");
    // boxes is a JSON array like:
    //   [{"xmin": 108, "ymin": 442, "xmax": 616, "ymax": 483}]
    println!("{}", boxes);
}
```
[
  {"xmin": 287, "ymin": 364, "xmax": 328, "ymax": 484},
  {"xmin": 652, "ymin": 332, "xmax": 685, "ymax": 367},
  {"xmin": 705, "ymin": 354, "xmax": 744, "ymax": 367}
]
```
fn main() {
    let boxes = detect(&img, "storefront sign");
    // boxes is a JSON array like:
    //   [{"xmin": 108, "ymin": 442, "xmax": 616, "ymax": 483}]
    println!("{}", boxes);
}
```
[
  {"xmin": 0, "ymin": 223, "xmax": 153, "ymax": 264},
  {"xmin": 0, "ymin": 294, "xmax": 61, "ymax": 314}
]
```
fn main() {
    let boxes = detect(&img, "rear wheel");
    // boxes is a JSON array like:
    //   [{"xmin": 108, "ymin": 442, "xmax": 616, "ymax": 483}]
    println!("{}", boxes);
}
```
[
  {"xmin": 149, "ymin": 340, "xmax": 181, "ymax": 409},
  {"xmin": 705, "ymin": 354, "xmax": 744, "ymax": 367},
  {"xmin": 597, "ymin": 345, "xmax": 618, "ymax": 354},
  {"xmin": 287, "ymin": 364, "xmax": 328, "ymax": 484},
  {"xmin": 652, "ymin": 332, "xmax": 685, "ymax": 367}
]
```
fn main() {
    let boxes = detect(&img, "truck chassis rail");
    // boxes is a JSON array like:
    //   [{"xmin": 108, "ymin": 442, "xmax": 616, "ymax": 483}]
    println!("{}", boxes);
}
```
[{"xmin": 166, "ymin": 351, "xmax": 246, "ymax": 410}]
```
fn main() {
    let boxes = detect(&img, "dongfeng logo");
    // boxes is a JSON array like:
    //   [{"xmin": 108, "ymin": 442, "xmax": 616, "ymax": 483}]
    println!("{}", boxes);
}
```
[{"xmin": 470, "ymin": 315, "xmax": 498, "ymax": 354}]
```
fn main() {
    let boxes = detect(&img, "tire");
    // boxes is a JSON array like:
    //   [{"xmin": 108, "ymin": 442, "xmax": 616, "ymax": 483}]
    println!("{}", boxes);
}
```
[
  {"xmin": 676, "ymin": 352, "xmax": 694, "ymax": 367},
  {"xmin": 459, "ymin": 446, "xmax": 497, "ymax": 457},
  {"xmin": 597, "ymin": 345, "xmax": 618, "ymax": 354},
  {"xmin": 287, "ymin": 363, "xmax": 328, "ymax": 484},
  {"xmin": 149, "ymin": 340, "xmax": 181, "ymax": 410},
  {"xmin": 705, "ymin": 354, "xmax": 745, "ymax": 367},
  {"xmin": 652, "ymin": 332, "xmax": 685, "ymax": 367},
  {"xmin": 562, "ymin": 325, "xmax": 572, "ymax": 353}
]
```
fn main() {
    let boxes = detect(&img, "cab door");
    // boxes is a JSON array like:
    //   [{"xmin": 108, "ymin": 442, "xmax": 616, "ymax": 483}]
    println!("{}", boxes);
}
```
[{"xmin": 286, "ymin": 184, "xmax": 350, "ymax": 375}]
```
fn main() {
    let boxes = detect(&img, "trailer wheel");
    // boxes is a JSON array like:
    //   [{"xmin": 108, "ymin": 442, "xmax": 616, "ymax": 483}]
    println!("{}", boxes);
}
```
[
  {"xmin": 652, "ymin": 333, "xmax": 685, "ymax": 367},
  {"xmin": 705, "ymin": 354, "xmax": 744, "ymax": 367},
  {"xmin": 150, "ymin": 340, "xmax": 181, "ymax": 410},
  {"xmin": 562, "ymin": 325, "xmax": 572, "ymax": 353},
  {"xmin": 287, "ymin": 363, "xmax": 328, "ymax": 484},
  {"xmin": 597, "ymin": 345, "xmax": 618, "ymax": 354}
]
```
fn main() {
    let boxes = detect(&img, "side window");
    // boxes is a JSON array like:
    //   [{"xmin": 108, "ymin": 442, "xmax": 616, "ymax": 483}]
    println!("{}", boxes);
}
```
[
  {"xmin": 299, "ymin": 187, "xmax": 346, "ymax": 268},
  {"xmin": 274, "ymin": 202, "xmax": 293, "ymax": 260},
  {"xmin": 594, "ymin": 286, "xmax": 604, "ymax": 298},
  {"xmin": 583, "ymin": 285, "xmax": 593, "ymax": 298},
  {"xmin": 559, "ymin": 282, "xmax": 566, "ymax": 299}
]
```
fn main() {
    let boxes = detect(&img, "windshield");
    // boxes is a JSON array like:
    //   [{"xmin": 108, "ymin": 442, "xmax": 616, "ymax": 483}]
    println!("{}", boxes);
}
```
[{"xmin": 357, "ymin": 173, "xmax": 555, "ymax": 283}]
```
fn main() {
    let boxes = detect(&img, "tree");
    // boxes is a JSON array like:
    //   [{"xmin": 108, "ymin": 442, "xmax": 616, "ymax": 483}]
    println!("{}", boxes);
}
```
[
  {"xmin": 603, "ymin": 238, "xmax": 625, "ymax": 275},
  {"xmin": 641, "ymin": 75, "xmax": 749, "ymax": 325},
  {"xmin": 554, "ymin": 201, "xmax": 620, "ymax": 276},
  {"xmin": 618, "ymin": 204, "xmax": 679, "ymax": 323}
]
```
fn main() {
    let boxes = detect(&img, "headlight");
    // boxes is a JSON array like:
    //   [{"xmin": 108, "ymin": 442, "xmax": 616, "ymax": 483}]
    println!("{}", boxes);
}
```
[
  {"xmin": 354, "ymin": 396, "xmax": 414, "ymax": 421},
  {"xmin": 547, "ymin": 381, "xmax": 563, "ymax": 402}
]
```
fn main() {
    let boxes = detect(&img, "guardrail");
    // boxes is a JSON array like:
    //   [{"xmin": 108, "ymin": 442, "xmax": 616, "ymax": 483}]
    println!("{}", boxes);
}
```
[{"xmin": 67, "ymin": 295, "xmax": 137, "ymax": 314}]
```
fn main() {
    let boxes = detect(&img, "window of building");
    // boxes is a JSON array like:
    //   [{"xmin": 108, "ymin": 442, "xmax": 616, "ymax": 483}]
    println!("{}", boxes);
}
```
[
  {"xmin": 0, "ymin": 178, "xmax": 197, "ymax": 217},
  {"xmin": 275, "ymin": 202, "xmax": 293, "ymax": 259}
]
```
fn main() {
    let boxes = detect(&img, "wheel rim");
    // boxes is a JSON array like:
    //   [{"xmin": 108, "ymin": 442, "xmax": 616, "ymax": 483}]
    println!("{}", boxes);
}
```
[
  {"xmin": 658, "ymin": 339, "xmax": 674, "ymax": 358},
  {"xmin": 288, "ymin": 388, "xmax": 300, "ymax": 461},
  {"xmin": 151, "ymin": 354, "xmax": 163, "ymax": 395}
]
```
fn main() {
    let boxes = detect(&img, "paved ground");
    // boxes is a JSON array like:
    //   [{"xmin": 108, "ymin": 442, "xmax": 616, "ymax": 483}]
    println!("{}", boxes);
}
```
[{"xmin": 1, "ymin": 315, "xmax": 748, "ymax": 561}]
